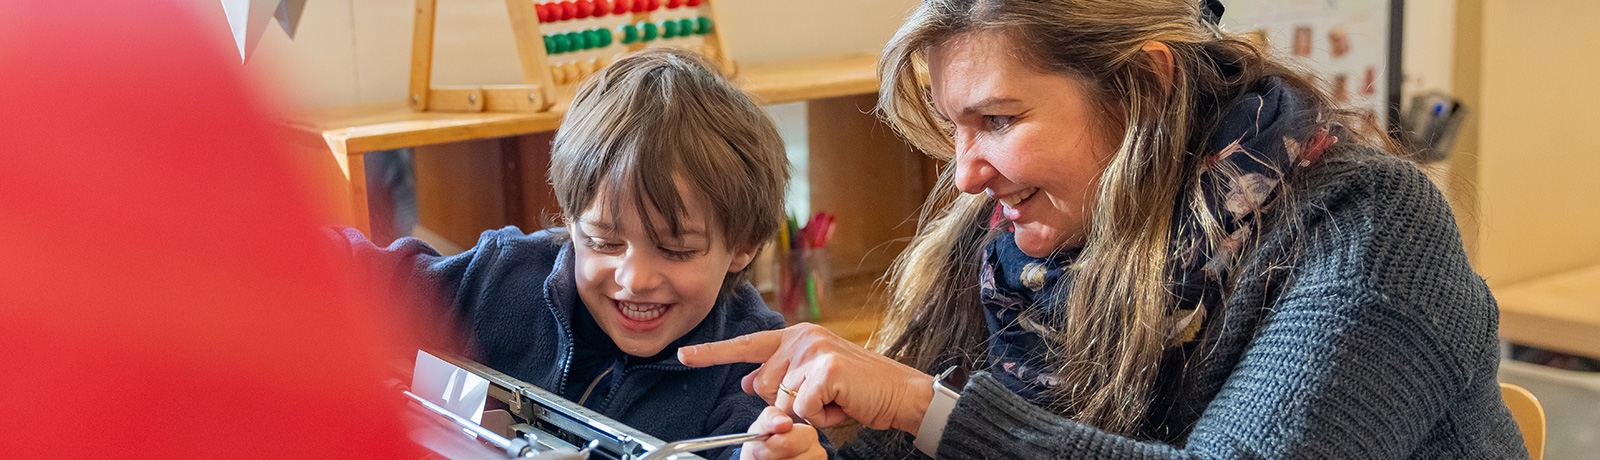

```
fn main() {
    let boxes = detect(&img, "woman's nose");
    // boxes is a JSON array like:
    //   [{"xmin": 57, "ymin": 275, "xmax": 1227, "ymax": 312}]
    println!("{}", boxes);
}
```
[
  {"xmin": 614, "ymin": 252, "xmax": 664, "ymax": 294},
  {"xmin": 952, "ymin": 139, "xmax": 995, "ymax": 195}
]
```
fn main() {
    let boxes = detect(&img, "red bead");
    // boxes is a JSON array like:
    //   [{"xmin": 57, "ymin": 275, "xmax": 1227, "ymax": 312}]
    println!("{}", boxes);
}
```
[
  {"xmin": 535, "ymin": 3, "xmax": 550, "ymax": 22},
  {"xmin": 575, "ymin": 0, "xmax": 592, "ymax": 18},
  {"xmin": 632, "ymin": 0, "xmax": 646, "ymax": 13},
  {"xmin": 559, "ymin": 1, "xmax": 576, "ymax": 20},
  {"xmin": 592, "ymin": 0, "xmax": 609, "ymax": 17},
  {"xmin": 685, "ymin": 0, "xmax": 701, "ymax": 6},
  {"xmin": 613, "ymin": 0, "xmax": 631, "ymax": 14},
  {"xmin": 666, "ymin": 0, "xmax": 683, "ymax": 8},
  {"xmin": 646, "ymin": 0, "xmax": 660, "ymax": 11}
]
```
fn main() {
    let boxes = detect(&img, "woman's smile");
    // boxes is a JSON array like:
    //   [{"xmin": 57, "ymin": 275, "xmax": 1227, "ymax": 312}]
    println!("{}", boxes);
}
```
[{"xmin": 988, "ymin": 187, "xmax": 1039, "ymax": 221}]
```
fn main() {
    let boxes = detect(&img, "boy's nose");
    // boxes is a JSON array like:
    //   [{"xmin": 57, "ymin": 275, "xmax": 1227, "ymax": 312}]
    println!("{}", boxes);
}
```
[{"xmin": 615, "ymin": 253, "xmax": 665, "ymax": 293}]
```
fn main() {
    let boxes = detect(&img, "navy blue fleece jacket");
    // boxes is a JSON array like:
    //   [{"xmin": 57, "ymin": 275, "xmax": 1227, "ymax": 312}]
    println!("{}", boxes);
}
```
[{"xmin": 339, "ymin": 227, "xmax": 785, "ymax": 460}]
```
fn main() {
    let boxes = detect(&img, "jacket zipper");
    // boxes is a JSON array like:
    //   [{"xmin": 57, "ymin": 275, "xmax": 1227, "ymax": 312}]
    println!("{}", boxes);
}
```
[{"xmin": 550, "ymin": 295, "xmax": 576, "ymax": 397}]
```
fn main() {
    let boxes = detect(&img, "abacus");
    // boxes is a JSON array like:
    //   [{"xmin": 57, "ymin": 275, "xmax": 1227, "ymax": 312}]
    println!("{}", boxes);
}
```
[{"xmin": 407, "ymin": 0, "xmax": 733, "ymax": 113}]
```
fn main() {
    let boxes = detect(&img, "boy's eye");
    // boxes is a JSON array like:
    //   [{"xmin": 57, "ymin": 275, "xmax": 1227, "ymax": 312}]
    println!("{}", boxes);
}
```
[
  {"xmin": 660, "ymin": 247, "xmax": 700, "ymax": 261},
  {"xmin": 584, "ymin": 238, "xmax": 623, "ymax": 253}
]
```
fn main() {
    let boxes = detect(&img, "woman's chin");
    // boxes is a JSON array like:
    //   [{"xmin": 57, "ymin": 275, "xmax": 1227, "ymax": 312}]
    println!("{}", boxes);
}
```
[{"xmin": 1013, "ymin": 225, "xmax": 1076, "ymax": 258}]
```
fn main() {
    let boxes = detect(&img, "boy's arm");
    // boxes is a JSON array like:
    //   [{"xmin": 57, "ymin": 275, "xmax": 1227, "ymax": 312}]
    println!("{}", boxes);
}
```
[{"xmin": 329, "ymin": 227, "xmax": 484, "ymax": 347}]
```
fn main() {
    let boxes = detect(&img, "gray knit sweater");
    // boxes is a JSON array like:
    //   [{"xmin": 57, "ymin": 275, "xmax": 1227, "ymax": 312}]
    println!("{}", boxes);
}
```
[{"xmin": 840, "ymin": 146, "xmax": 1528, "ymax": 459}]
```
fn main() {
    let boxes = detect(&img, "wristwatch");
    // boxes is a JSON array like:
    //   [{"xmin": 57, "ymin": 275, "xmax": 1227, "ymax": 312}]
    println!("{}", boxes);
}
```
[{"xmin": 913, "ymin": 366, "xmax": 965, "ymax": 457}]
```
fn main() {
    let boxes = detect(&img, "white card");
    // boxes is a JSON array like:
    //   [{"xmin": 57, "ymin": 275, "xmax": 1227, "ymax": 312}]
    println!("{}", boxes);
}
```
[{"xmin": 412, "ymin": 350, "xmax": 491, "ymax": 425}]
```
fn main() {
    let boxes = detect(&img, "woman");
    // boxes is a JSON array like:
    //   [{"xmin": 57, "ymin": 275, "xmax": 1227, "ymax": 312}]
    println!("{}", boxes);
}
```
[{"xmin": 683, "ymin": 0, "xmax": 1527, "ymax": 458}]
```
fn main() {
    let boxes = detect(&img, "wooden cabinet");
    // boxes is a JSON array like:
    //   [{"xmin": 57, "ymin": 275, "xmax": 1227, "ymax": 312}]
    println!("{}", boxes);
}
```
[{"xmin": 285, "ymin": 53, "xmax": 934, "ymax": 335}]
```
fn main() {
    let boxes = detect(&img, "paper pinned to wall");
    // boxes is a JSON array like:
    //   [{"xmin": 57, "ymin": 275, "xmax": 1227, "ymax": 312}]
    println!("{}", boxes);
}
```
[
  {"xmin": 1222, "ymin": 0, "xmax": 1398, "ymax": 127},
  {"xmin": 276, "ymin": 0, "xmax": 308, "ymax": 38},
  {"xmin": 221, "ymin": 0, "xmax": 308, "ymax": 62}
]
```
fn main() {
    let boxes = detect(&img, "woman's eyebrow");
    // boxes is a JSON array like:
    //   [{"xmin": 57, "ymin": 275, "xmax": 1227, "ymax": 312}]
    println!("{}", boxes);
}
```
[{"xmin": 958, "ymin": 97, "xmax": 1023, "ymax": 117}]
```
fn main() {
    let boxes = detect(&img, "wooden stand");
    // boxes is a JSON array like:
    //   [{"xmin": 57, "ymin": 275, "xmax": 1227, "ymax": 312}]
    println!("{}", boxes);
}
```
[{"xmin": 407, "ymin": 0, "xmax": 734, "ymax": 114}]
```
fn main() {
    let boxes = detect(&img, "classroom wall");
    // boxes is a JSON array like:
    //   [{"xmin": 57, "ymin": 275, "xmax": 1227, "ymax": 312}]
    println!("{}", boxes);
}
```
[
  {"xmin": 1402, "ymin": 0, "xmax": 1455, "ymax": 97},
  {"xmin": 194, "ymin": 0, "xmax": 918, "ymax": 110},
  {"xmin": 1453, "ymin": 0, "xmax": 1600, "ymax": 286}
]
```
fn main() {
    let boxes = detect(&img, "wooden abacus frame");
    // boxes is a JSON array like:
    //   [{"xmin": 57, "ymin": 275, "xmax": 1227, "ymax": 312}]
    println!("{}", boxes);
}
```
[{"xmin": 407, "ymin": 0, "xmax": 734, "ymax": 113}]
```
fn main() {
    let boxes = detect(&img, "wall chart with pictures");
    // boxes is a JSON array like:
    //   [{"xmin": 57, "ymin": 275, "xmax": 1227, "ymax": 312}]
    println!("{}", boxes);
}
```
[{"xmin": 1221, "ymin": 0, "xmax": 1401, "ymax": 127}]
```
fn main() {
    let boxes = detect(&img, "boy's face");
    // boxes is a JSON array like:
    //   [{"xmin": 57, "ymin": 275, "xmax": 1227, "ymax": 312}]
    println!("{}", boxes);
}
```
[{"xmin": 569, "ymin": 179, "xmax": 758, "ymax": 358}]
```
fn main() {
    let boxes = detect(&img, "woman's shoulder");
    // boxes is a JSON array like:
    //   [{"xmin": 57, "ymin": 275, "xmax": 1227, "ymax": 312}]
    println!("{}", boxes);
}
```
[
  {"xmin": 1274, "ymin": 143, "xmax": 1487, "ymax": 314},
  {"xmin": 1295, "ymin": 144, "xmax": 1438, "ymax": 207},
  {"xmin": 1285, "ymin": 144, "xmax": 1459, "ymax": 243}
]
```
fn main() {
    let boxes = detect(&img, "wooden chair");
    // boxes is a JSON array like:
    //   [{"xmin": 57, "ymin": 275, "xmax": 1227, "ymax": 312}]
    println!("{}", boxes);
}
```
[{"xmin": 1500, "ymin": 382, "xmax": 1546, "ymax": 460}]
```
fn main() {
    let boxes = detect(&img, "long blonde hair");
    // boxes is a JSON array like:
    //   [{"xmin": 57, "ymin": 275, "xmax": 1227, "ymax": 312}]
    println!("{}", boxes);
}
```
[{"xmin": 873, "ymin": 0, "xmax": 1372, "ymax": 436}]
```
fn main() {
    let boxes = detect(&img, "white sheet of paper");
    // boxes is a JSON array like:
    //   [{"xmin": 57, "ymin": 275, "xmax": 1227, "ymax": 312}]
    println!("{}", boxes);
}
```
[{"xmin": 412, "ymin": 350, "xmax": 491, "ymax": 425}]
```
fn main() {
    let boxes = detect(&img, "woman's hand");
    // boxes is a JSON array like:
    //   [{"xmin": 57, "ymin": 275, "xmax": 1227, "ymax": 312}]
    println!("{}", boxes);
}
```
[
  {"xmin": 679, "ymin": 323, "xmax": 935, "ymax": 433},
  {"xmin": 740, "ymin": 406, "xmax": 825, "ymax": 460}
]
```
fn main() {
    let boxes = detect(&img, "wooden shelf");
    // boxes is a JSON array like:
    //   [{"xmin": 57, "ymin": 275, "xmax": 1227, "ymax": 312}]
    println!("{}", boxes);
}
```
[
  {"xmin": 280, "ymin": 53, "xmax": 879, "ymax": 157},
  {"xmin": 1494, "ymin": 264, "xmax": 1600, "ymax": 358}
]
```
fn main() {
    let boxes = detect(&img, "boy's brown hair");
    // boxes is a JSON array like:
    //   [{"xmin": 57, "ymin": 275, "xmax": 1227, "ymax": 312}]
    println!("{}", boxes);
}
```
[{"xmin": 549, "ymin": 48, "xmax": 788, "ymax": 280}]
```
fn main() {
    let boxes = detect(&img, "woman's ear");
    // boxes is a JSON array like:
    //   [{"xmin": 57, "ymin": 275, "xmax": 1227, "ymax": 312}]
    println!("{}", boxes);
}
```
[
  {"xmin": 727, "ymin": 244, "xmax": 759, "ymax": 273},
  {"xmin": 1141, "ymin": 41, "xmax": 1175, "ymax": 89}
]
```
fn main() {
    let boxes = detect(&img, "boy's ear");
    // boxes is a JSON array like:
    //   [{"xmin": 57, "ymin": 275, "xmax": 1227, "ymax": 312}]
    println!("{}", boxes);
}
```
[{"xmin": 727, "ymin": 244, "xmax": 759, "ymax": 273}]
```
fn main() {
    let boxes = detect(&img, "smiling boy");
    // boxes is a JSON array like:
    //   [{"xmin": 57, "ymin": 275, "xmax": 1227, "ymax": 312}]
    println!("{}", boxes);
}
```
[{"xmin": 339, "ymin": 49, "xmax": 800, "ymax": 460}]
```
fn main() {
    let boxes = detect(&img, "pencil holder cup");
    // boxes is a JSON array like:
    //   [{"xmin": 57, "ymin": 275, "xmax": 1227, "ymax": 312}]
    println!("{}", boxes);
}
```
[{"xmin": 799, "ymin": 247, "xmax": 831, "ymax": 322}]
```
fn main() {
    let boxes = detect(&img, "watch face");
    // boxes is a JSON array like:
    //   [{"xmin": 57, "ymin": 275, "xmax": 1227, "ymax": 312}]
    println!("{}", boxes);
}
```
[{"xmin": 936, "ymin": 365, "xmax": 970, "ymax": 392}]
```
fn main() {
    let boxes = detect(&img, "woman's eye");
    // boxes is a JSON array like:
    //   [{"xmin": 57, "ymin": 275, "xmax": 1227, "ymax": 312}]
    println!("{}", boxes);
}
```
[{"xmin": 984, "ymin": 115, "xmax": 1015, "ymax": 131}]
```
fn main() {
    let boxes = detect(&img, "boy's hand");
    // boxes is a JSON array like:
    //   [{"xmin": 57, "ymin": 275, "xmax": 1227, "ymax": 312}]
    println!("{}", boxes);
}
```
[{"xmin": 741, "ymin": 406, "xmax": 825, "ymax": 460}]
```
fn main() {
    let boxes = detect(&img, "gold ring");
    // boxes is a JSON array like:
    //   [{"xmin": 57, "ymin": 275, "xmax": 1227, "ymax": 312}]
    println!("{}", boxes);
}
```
[{"xmin": 779, "ymin": 383, "xmax": 799, "ymax": 397}]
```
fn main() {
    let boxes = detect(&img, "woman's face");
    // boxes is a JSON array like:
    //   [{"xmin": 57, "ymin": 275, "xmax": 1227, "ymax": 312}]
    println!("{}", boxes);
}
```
[{"xmin": 927, "ymin": 32, "xmax": 1118, "ymax": 257}]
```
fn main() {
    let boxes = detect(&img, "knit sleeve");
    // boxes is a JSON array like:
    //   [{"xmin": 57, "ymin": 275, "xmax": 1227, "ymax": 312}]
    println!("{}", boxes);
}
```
[{"xmin": 914, "ymin": 157, "xmax": 1524, "ymax": 459}]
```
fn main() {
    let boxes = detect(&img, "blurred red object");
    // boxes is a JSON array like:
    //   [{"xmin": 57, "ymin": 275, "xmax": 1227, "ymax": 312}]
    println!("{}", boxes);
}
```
[{"xmin": 0, "ymin": 0, "xmax": 420, "ymax": 458}]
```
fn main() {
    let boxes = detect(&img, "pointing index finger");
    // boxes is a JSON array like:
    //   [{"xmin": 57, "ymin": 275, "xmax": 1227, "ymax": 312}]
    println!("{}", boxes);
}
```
[{"xmin": 677, "ymin": 329, "xmax": 786, "ymax": 367}]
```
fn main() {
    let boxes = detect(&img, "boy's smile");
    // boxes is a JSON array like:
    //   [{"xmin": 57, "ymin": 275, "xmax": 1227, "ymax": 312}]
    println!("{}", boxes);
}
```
[{"xmin": 570, "ymin": 178, "xmax": 758, "ymax": 357}]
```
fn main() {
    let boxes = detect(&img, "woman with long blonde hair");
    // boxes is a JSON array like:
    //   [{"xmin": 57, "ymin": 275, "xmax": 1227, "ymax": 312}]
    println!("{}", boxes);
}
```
[{"xmin": 683, "ymin": 0, "xmax": 1527, "ymax": 458}]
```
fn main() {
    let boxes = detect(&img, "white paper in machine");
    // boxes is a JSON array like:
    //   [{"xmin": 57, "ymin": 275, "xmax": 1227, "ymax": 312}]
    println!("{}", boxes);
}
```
[{"xmin": 406, "ymin": 350, "xmax": 755, "ymax": 460}]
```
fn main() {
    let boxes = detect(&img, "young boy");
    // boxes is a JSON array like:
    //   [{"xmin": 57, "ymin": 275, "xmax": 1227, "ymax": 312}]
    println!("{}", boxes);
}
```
[{"xmin": 339, "ymin": 49, "xmax": 804, "ymax": 460}]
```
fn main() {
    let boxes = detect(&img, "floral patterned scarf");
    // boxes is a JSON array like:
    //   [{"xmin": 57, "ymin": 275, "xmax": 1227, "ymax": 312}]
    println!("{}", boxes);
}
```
[{"xmin": 979, "ymin": 77, "xmax": 1339, "ymax": 403}]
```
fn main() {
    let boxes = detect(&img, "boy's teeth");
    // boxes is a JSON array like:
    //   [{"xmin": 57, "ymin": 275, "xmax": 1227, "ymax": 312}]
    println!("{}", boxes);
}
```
[{"xmin": 618, "ymin": 301, "xmax": 668, "ymax": 321}]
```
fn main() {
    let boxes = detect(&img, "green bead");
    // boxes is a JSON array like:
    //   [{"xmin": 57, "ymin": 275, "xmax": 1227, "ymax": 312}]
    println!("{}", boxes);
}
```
[
  {"xmin": 678, "ymin": 18, "xmax": 694, "ymax": 36},
  {"xmin": 641, "ymin": 21, "xmax": 658, "ymax": 41},
  {"xmin": 569, "ymin": 31, "xmax": 588, "ymax": 50},
  {"xmin": 595, "ymin": 28, "xmax": 613, "ymax": 47},
  {"xmin": 662, "ymin": 20, "xmax": 678, "ymax": 38},
  {"xmin": 620, "ymin": 24, "xmax": 639, "ymax": 44},
  {"xmin": 544, "ymin": 35, "xmax": 556, "ymax": 54},
  {"xmin": 696, "ymin": 16, "xmax": 713, "ymax": 34},
  {"xmin": 552, "ymin": 34, "xmax": 571, "ymax": 54},
  {"xmin": 584, "ymin": 29, "xmax": 600, "ymax": 48}
]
